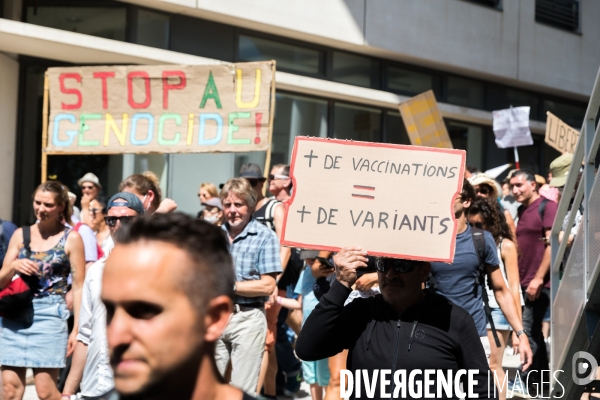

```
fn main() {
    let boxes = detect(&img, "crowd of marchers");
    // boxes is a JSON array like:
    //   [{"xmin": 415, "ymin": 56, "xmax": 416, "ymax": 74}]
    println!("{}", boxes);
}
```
[{"xmin": 0, "ymin": 152, "xmax": 580, "ymax": 400}]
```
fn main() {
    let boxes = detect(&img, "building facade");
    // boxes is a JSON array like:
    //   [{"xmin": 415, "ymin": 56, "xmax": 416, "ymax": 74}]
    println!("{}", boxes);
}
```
[{"xmin": 0, "ymin": 0, "xmax": 597, "ymax": 223}]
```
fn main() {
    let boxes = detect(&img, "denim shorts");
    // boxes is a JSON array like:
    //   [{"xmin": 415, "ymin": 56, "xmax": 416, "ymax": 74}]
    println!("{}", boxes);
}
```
[
  {"xmin": 485, "ymin": 307, "xmax": 511, "ymax": 331},
  {"xmin": 0, "ymin": 295, "xmax": 70, "ymax": 368},
  {"xmin": 302, "ymin": 359, "xmax": 330, "ymax": 387}
]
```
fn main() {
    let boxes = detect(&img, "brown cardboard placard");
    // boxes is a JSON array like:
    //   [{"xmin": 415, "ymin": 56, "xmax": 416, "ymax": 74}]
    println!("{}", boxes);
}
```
[
  {"xmin": 280, "ymin": 137, "xmax": 465, "ymax": 262},
  {"xmin": 45, "ymin": 62, "xmax": 274, "ymax": 154},
  {"xmin": 545, "ymin": 111, "xmax": 580, "ymax": 154},
  {"xmin": 398, "ymin": 90, "xmax": 453, "ymax": 149}
]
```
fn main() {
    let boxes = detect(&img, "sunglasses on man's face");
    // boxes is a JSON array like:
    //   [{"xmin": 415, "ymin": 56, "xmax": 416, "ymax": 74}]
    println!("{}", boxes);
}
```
[
  {"xmin": 375, "ymin": 258, "xmax": 418, "ymax": 273},
  {"xmin": 104, "ymin": 216, "xmax": 135, "ymax": 227},
  {"xmin": 268, "ymin": 174, "xmax": 289, "ymax": 181},
  {"xmin": 82, "ymin": 185, "xmax": 95, "ymax": 190}
]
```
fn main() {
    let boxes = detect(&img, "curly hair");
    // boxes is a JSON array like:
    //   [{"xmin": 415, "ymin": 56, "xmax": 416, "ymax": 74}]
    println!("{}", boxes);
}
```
[{"xmin": 466, "ymin": 197, "xmax": 513, "ymax": 244}]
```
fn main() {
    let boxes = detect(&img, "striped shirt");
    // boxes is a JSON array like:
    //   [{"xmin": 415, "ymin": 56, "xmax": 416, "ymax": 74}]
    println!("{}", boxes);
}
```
[{"xmin": 222, "ymin": 218, "xmax": 282, "ymax": 304}]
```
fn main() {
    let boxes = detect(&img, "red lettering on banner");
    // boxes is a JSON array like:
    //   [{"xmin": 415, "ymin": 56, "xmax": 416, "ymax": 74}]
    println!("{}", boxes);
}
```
[
  {"xmin": 127, "ymin": 71, "xmax": 151, "ymax": 109},
  {"xmin": 59, "ymin": 73, "xmax": 82, "ymax": 110},
  {"xmin": 93, "ymin": 72, "xmax": 116, "ymax": 109},
  {"xmin": 162, "ymin": 71, "xmax": 186, "ymax": 109}
]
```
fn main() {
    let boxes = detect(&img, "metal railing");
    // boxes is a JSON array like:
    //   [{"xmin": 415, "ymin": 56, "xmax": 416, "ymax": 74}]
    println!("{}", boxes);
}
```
[{"xmin": 551, "ymin": 64, "xmax": 600, "ymax": 398}]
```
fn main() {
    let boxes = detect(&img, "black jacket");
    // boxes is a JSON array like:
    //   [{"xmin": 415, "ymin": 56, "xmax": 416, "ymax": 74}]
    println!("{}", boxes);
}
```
[{"xmin": 296, "ymin": 280, "xmax": 495, "ymax": 399}]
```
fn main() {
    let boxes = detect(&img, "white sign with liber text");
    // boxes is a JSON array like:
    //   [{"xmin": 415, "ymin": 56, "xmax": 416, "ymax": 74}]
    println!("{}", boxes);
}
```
[{"xmin": 281, "ymin": 137, "xmax": 465, "ymax": 263}]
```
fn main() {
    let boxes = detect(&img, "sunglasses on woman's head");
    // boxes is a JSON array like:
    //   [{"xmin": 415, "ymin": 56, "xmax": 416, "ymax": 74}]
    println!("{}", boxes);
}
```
[
  {"xmin": 375, "ymin": 258, "xmax": 418, "ymax": 273},
  {"xmin": 104, "ymin": 216, "xmax": 135, "ymax": 227}
]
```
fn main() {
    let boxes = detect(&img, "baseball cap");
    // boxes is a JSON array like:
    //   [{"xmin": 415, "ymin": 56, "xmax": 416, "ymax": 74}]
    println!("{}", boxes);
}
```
[
  {"xmin": 202, "ymin": 197, "xmax": 223, "ymax": 211},
  {"xmin": 549, "ymin": 153, "xmax": 574, "ymax": 188},
  {"xmin": 239, "ymin": 163, "xmax": 266, "ymax": 180},
  {"xmin": 78, "ymin": 172, "xmax": 102, "ymax": 189},
  {"xmin": 107, "ymin": 192, "xmax": 145, "ymax": 215}
]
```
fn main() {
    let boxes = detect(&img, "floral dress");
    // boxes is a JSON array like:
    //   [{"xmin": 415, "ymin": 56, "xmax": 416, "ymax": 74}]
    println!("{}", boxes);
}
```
[{"xmin": 17, "ymin": 227, "xmax": 72, "ymax": 297}]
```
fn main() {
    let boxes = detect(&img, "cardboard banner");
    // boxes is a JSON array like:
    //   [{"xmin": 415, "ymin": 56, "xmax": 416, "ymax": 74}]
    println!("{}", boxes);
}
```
[
  {"xmin": 492, "ymin": 106, "xmax": 533, "ymax": 148},
  {"xmin": 46, "ymin": 62, "xmax": 274, "ymax": 154},
  {"xmin": 398, "ymin": 90, "xmax": 453, "ymax": 149},
  {"xmin": 281, "ymin": 137, "xmax": 465, "ymax": 262},
  {"xmin": 545, "ymin": 111, "xmax": 579, "ymax": 154}
]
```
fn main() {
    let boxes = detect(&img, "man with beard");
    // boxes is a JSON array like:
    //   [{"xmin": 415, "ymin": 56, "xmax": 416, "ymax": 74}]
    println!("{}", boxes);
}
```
[
  {"xmin": 101, "ymin": 213, "xmax": 255, "ymax": 400},
  {"xmin": 296, "ymin": 247, "xmax": 495, "ymax": 399}
]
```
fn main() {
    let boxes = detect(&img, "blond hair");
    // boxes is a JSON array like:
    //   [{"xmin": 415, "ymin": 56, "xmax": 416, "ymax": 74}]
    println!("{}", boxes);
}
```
[
  {"xmin": 219, "ymin": 178, "xmax": 257, "ymax": 209},
  {"xmin": 200, "ymin": 182, "xmax": 219, "ymax": 198},
  {"xmin": 119, "ymin": 171, "xmax": 162, "ymax": 210}
]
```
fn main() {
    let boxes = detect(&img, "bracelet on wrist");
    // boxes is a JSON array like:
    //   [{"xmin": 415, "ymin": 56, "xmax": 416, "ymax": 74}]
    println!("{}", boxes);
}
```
[{"xmin": 277, "ymin": 296, "xmax": 282, "ymax": 305}]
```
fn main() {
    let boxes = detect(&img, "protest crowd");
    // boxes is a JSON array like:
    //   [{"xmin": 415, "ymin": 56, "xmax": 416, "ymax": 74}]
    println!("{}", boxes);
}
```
[{"xmin": 0, "ymin": 149, "xmax": 582, "ymax": 400}]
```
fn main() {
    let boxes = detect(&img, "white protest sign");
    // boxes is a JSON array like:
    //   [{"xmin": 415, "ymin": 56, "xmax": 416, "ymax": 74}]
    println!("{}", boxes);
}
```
[
  {"xmin": 492, "ymin": 107, "xmax": 533, "ymax": 148},
  {"xmin": 281, "ymin": 137, "xmax": 466, "ymax": 263}
]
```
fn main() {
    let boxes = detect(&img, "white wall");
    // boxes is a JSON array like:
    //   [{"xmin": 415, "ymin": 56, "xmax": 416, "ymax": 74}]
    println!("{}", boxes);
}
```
[
  {"xmin": 120, "ymin": 0, "xmax": 600, "ymax": 99},
  {"xmin": 0, "ymin": 52, "xmax": 19, "ymax": 219}
]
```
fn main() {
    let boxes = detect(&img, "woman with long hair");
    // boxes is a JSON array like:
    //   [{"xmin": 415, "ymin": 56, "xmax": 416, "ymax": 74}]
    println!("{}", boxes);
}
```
[
  {"xmin": 119, "ymin": 171, "xmax": 177, "ymax": 214},
  {"xmin": 0, "ymin": 181, "xmax": 86, "ymax": 400},
  {"xmin": 466, "ymin": 197, "xmax": 523, "ymax": 400}
]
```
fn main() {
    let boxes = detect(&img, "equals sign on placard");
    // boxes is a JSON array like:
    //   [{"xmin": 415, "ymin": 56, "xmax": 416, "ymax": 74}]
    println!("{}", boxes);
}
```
[{"xmin": 352, "ymin": 185, "xmax": 375, "ymax": 200}]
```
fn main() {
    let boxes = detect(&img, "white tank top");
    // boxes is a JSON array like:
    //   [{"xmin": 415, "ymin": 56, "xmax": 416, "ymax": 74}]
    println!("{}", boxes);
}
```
[{"xmin": 485, "ymin": 238, "xmax": 525, "ymax": 308}]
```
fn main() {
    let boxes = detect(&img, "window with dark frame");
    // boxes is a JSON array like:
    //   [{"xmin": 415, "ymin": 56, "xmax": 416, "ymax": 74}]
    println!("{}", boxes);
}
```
[
  {"xmin": 535, "ymin": 0, "xmax": 580, "ymax": 32},
  {"xmin": 20, "ymin": 1, "xmax": 587, "ymax": 126},
  {"xmin": 462, "ymin": 0, "xmax": 502, "ymax": 8}
]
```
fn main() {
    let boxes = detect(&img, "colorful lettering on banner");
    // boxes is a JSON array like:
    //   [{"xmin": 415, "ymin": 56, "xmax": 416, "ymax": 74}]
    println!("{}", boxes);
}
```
[
  {"xmin": 46, "ymin": 62, "xmax": 274, "ymax": 154},
  {"xmin": 281, "ymin": 137, "xmax": 465, "ymax": 262}
]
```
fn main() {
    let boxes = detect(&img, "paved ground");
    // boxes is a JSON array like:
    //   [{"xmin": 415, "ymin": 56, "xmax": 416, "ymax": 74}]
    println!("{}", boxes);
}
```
[{"xmin": 23, "ymin": 351, "xmax": 523, "ymax": 400}]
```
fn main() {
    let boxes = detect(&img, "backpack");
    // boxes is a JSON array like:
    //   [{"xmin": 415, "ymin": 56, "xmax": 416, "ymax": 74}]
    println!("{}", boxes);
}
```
[
  {"xmin": 254, "ymin": 199, "xmax": 281, "ymax": 232},
  {"xmin": 0, "ymin": 226, "xmax": 34, "ymax": 319},
  {"xmin": 471, "ymin": 227, "xmax": 501, "ymax": 348}
]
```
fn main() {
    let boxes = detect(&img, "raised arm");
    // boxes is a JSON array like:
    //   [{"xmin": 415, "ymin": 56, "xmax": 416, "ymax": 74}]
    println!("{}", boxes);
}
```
[{"xmin": 296, "ymin": 246, "xmax": 367, "ymax": 361}]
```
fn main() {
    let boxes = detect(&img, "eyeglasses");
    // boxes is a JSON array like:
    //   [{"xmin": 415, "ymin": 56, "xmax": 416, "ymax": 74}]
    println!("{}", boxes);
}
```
[
  {"xmin": 89, "ymin": 207, "xmax": 103, "ymax": 216},
  {"xmin": 104, "ymin": 216, "xmax": 135, "ymax": 227},
  {"xmin": 375, "ymin": 258, "xmax": 418, "ymax": 273},
  {"xmin": 268, "ymin": 174, "xmax": 289, "ymax": 181},
  {"xmin": 246, "ymin": 179, "xmax": 260, "ymax": 187},
  {"xmin": 82, "ymin": 185, "xmax": 95, "ymax": 190},
  {"xmin": 471, "ymin": 222, "xmax": 484, "ymax": 229}
]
